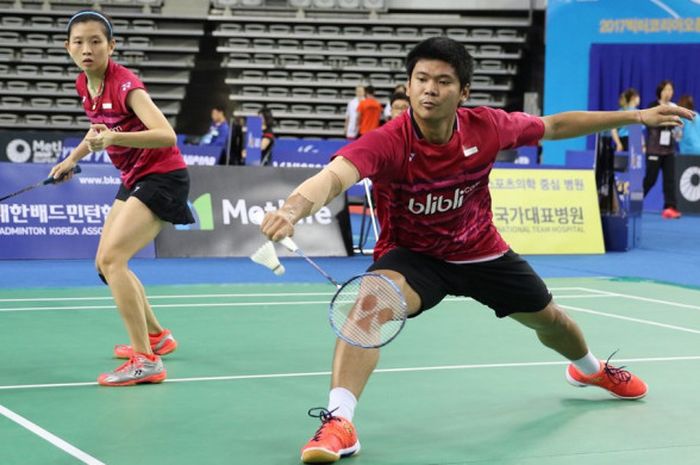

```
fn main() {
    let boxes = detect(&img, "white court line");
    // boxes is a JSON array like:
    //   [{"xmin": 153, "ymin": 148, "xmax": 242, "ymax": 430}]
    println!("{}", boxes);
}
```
[
  {"xmin": 0, "ymin": 293, "xmax": 608, "ymax": 313},
  {"xmin": 0, "ymin": 292, "xmax": 335, "ymax": 302},
  {"xmin": 577, "ymin": 286, "xmax": 700, "ymax": 312},
  {"xmin": 0, "ymin": 287, "xmax": 586, "ymax": 303},
  {"xmin": 0, "ymin": 404, "xmax": 106, "ymax": 465},
  {"xmin": 1, "ymin": 355, "xmax": 699, "ymax": 391},
  {"xmin": 561, "ymin": 304, "xmax": 700, "ymax": 335}
]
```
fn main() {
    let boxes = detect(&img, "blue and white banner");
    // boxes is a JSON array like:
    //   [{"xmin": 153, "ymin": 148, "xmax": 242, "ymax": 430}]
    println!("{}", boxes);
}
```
[
  {"xmin": 0, "ymin": 162, "xmax": 155, "ymax": 259},
  {"xmin": 60, "ymin": 136, "xmax": 225, "ymax": 166}
]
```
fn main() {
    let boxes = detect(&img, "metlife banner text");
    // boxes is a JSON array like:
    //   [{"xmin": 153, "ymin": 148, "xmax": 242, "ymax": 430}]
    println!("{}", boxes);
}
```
[
  {"xmin": 0, "ymin": 131, "xmax": 68, "ymax": 164},
  {"xmin": 0, "ymin": 162, "xmax": 155, "ymax": 259},
  {"xmin": 155, "ymin": 166, "xmax": 352, "ymax": 257}
]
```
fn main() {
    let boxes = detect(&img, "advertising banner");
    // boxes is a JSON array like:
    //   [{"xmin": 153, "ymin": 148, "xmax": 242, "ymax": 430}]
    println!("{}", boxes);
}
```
[
  {"xmin": 155, "ymin": 165, "xmax": 351, "ymax": 257},
  {"xmin": 0, "ymin": 162, "xmax": 155, "ymax": 259},
  {"xmin": 0, "ymin": 131, "xmax": 68, "ymax": 164},
  {"xmin": 490, "ymin": 168, "xmax": 604, "ymax": 254},
  {"xmin": 60, "ymin": 136, "xmax": 224, "ymax": 166},
  {"xmin": 676, "ymin": 154, "xmax": 700, "ymax": 214}
]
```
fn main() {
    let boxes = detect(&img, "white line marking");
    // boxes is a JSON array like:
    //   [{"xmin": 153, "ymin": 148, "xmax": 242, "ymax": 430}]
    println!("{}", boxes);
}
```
[
  {"xmin": 0, "ymin": 287, "xmax": 586, "ymax": 303},
  {"xmin": 561, "ymin": 304, "xmax": 700, "ymax": 335},
  {"xmin": 0, "ymin": 301, "xmax": 330, "ymax": 312},
  {"xmin": 0, "ymin": 291, "xmax": 607, "ymax": 313},
  {"xmin": 1, "ymin": 355, "xmax": 699, "ymax": 391},
  {"xmin": 0, "ymin": 404, "xmax": 106, "ymax": 464},
  {"xmin": 577, "ymin": 287, "xmax": 700, "ymax": 311},
  {"xmin": 0, "ymin": 292, "xmax": 335, "ymax": 302}
]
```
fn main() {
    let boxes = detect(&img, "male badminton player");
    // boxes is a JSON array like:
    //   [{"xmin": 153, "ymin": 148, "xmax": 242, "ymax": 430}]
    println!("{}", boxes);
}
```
[
  {"xmin": 261, "ymin": 37, "xmax": 695, "ymax": 463},
  {"xmin": 49, "ymin": 10, "xmax": 192, "ymax": 386}
]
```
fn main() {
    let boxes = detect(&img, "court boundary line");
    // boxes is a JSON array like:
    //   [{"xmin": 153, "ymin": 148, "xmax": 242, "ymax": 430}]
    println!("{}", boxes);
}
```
[
  {"xmin": 0, "ymin": 404, "xmax": 106, "ymax": 465},
  {"xmin": 0, "ymin": 287, "xmax": 588, "ymax": 303},
  {"xmin": 1, "ymin": 355, "xmax": 699, "ymax": 391},
  {"xmin": 561, "ymin": 304, "xmax": 700, "ymax": 334},
  {"xmin": 0, "ymin": 294, "xmax": 611, "ymax": 313},
  {"xmin": 576, "ymin": 287, "xmax": 700, "ymax": 311}
]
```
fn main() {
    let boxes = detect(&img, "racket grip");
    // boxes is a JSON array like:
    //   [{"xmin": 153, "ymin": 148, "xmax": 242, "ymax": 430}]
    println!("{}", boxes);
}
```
[
  {"xmin": 278, "ymin": 237, "xmax": 299, "ymax": 252},
  {"xmin": 45, "ymin": 165, "xmax": 82, "ymax": 184}
]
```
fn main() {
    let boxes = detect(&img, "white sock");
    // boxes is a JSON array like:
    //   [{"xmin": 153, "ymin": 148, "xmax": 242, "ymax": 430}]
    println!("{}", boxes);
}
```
[
  {"xmin": 572, "ymin": 351, "xmax": 601, "ymax": 375},
  {"xmin": 328, "ymin": 387, "xmax": 357, "ymax": 421}
]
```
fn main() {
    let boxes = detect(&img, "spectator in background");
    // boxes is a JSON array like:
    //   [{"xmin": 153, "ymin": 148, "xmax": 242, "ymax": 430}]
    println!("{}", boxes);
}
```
[
  {"xmin": 356, "ymin": 85, "xmax": 382, "ymax": 137},
  {"xmin": 200, "ymin": 105, "xmax": 229, "ymax": 146},
  {"xmin": 677, "ymin": 95, "xmax": 700, "ymax": 155},
  {"xmin": 388, "ymin": 92, "xmax": 410, "ymax": 121},
  {"xmin": 643, "ymin": 79, "xmax": 681, "ymax": 219},
  {"xmin": 344, "ymin": 86, "xmax": 364, "ymax": 140},
  {"xmin": 610, "ymin": 88, "xmax": 640, "ymax": 152},
  {"xmin": 224, "ymin": 115, "xmax": 245, "ymax": 165},
  {"xmin": 259, "ymin": 107, "xmax": 275, "ymax": 166},
  {"xmin": 383, "ymin": 83, "xmax": 407, "ymax": 121}
]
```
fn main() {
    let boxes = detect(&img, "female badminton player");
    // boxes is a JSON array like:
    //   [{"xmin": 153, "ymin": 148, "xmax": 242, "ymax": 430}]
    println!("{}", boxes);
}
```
[{"xmin": 49, "ymin": 10, "xmax": 193, "ymax": 386}]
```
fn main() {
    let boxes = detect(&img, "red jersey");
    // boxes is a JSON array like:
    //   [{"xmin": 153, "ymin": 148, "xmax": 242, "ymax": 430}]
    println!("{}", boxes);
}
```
[
  {"xmin": 76, "ymin": 59, "xmax": 186, "ymax": 188},
  {"xmin": 336, "ymin": 107, "xmax": 544, "ymax": 262}
]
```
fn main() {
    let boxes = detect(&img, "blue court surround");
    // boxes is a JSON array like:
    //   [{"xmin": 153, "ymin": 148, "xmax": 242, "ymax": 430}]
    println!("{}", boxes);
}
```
[{"xmin": 1, "ymin": 213, "xmax": 698, "ymax": 289}]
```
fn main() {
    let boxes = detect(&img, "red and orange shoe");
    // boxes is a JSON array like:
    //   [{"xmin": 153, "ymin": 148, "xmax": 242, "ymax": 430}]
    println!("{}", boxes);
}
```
[
  {"xmin": 661, "ymin": 207, "xmax": 682, "ymax": 219},
  {"xmin": 566, "ymin": 353, "xmax": 648, "ymax": 399},
  {"xmin": 114, "ymin": 329, "xmax": 177, "ymax": 359},
  {"xmin": 301, "ymin": 408, "xmax": 360, "ymax": 463},
  {"xmin": 97, "ymin": 353, "xmax": 166, "ymax": 387}
]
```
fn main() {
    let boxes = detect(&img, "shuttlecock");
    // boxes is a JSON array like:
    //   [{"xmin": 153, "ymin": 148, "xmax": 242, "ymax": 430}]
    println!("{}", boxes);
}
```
[{"xmin": 250, "ymin": 241, "xmax": 285, "ymax": 276}]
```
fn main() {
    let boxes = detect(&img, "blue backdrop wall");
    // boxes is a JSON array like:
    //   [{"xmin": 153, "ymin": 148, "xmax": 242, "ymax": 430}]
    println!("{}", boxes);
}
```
[{"xmin": 544, "ymin": 0, "xmax": 700, "ymax": 164}]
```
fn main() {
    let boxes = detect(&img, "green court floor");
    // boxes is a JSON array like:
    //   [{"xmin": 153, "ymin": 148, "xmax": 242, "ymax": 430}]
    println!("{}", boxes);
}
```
[{"xmin": 1, "ymin": 277, "xmax": 699, "ymax": 465}]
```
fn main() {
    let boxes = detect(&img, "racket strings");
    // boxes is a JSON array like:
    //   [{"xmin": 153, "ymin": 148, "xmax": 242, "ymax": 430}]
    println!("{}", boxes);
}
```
[{"xmin": 331, "ymin": 275, "xmax": 406, "ymax": 347}]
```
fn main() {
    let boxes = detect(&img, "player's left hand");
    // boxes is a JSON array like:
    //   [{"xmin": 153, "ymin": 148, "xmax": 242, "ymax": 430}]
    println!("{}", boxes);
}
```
[
  {"xmin": 640, "ymin": 105, "xmax": 695, "ymax": 127},
  {"xmin": 85, "ymin": 124, "xmax": 114, "ymax": 151}
]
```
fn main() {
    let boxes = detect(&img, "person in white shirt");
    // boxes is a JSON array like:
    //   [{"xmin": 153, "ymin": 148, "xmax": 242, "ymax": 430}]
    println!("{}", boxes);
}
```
[{"xmin": 344, "ymin": 86, "xmax": 364, "ymax": 139}]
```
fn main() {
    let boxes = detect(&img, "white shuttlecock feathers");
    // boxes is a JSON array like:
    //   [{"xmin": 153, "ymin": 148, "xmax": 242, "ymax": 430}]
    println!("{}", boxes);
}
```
[{"xmin": 250, "ymin": 241, "xmax": 285, "ymax": 276}]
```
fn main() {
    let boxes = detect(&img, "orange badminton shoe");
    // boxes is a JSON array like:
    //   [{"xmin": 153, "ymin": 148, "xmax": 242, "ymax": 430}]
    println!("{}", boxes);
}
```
[
  {"xmin": 566, "ymin": 353, "xmax": 648, "ymax": 399},
  {"xmin": 301, "ymin": 408, "xmax": 360, "ymax": 463},
  {"xmin": 114, "ymin": 329, "xmax": 177, "ymax": 359}
]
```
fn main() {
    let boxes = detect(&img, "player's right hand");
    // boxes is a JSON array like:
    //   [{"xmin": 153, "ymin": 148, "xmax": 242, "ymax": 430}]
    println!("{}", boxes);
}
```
[
  {"xmin": 49, "ymin": 159, "xmax": 77, "ymax": 183},
  {"xmin": 261, "ymin": 209, "xmax": 295, "ymax": 242}
]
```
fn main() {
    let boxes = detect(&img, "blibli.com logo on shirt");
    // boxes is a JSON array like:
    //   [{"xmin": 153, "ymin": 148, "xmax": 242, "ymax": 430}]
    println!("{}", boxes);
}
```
[
  {"xmin": 407, "ymin": 183, "xmax": 479, "ymax": 215},
  {"xmin": 176, "ymin": 193, "xmax": 214, "ymax": 231}
]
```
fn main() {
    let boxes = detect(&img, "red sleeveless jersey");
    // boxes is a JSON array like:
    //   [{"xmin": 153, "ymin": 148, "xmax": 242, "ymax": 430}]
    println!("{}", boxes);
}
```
[{"xmin": 75, "ymin": 59, "xmax": 186, "ymax": 188}]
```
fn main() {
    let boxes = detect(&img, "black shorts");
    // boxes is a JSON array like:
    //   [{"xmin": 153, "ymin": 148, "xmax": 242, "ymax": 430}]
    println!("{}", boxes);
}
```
[
  {"xmin": 115, "ymin": 169, "xmax": 195, "ymax": 225},
  {"xmin": 368, "ymin": 247, "xmax": 552, "ymax": 318}
]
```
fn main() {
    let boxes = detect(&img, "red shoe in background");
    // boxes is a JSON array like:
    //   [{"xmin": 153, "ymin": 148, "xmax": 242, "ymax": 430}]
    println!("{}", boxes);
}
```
[{"xmin": 661, "ymin": 207, "xmax": 682, "ymax": 219}]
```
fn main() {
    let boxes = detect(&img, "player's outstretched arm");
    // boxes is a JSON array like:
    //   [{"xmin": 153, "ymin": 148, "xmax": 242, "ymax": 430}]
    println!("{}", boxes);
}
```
[
  {"xmin": 541, "ymin": 105, "xmax": 695, "ymax": 141},
  {"xmin": 261, "ymin": 157, "xmax": 360, "ymax": 242}
]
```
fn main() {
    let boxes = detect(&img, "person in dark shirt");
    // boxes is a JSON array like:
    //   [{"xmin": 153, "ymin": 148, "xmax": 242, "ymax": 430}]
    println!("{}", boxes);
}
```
[
  {"xmin": 643, "ymin": 80, "xmax": 681, "ymax": 219},
  {"xmin": 200, "ymin": 104, "xmax": 229, "ymax": 146},
  {"xmin": 259, "ymin": 107, "xmax": 275, "ymax": 166}
]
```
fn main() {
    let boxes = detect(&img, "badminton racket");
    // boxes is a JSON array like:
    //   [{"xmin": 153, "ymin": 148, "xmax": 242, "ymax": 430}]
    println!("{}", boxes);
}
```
[
  {"xmin": 0, "ymin": 165, "xmax": 82, "ymax": 203},
  {"xmin": 278, "ymin": 237, "xmax": 408, "ymax": 349}
]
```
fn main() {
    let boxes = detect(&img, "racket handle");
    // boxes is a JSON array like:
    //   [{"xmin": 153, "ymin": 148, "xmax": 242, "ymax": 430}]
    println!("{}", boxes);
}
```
[
  {"xmin": 278, "ymin": 237, "xmax": 299, "ymax": 253},
  {"xmin": 44, "ymin": 164, "xmax": 82, "ymax": 185}
]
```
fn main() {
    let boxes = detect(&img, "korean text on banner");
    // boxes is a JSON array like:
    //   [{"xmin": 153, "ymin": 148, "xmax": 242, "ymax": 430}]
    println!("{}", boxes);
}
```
[
  {"xmin": 490, "ymin": 169, "xmax": 604, "ymax": 254},
  {"xmin": 0, "ymin": 162, "xmax": 155, "ymax": 259}
]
